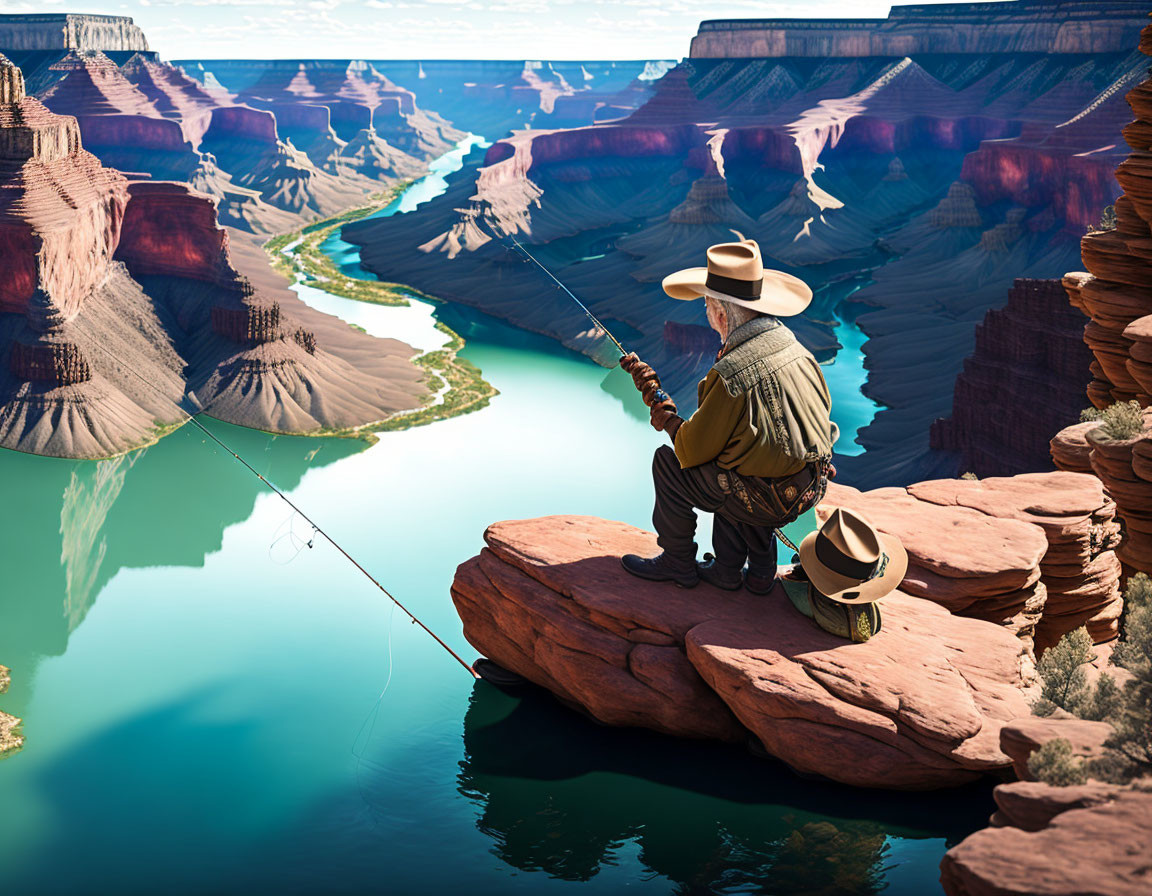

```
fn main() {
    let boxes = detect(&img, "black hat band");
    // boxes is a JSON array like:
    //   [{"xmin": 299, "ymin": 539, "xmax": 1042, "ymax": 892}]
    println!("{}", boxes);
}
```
[
  {"xmin": 706, "ymin": 271, "xmax": 762, "ymax": 300},
  {"xmin": 814, "ymin": 530, "xmax": 886, "ymax": 583}
]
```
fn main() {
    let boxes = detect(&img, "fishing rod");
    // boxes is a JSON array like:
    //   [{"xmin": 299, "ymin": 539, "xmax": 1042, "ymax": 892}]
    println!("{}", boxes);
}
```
[
  {"xmin": 492, "ymin": 222, "xmax": 805, "ymax": 556},
  {"xmin": 499, "ymin": 228, "xmax": 630, "ymax": 358},
  {"xmin": 86, "ymin": 340, "xmax": 479, "ymax": 680}
]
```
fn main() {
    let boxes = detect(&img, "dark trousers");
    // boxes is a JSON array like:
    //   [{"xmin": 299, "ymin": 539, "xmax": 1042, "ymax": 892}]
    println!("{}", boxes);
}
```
[{"xmin": 651, "ymin": 445, "xmax": 779, "ymax": 576}]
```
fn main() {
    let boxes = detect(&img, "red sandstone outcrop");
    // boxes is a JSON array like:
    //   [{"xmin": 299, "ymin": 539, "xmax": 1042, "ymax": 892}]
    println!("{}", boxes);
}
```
[
  {"xmin": 820, "ymin": 482, "xmax": 1049, "ymax": 655},
  {"xmin": 905, "ymin": 474, "xmax": 1124, "ymax": 651},
  {"xmin": 931, "ymin": 279, "xmax": 1093, "ymax": 477},
  {"xmin": 939, "ymin": 716, "xmax": 1147, "ymax": 896},
  {"xmin": 453, "ymin": 515, "xmax": 1035, "ymax": 790},
  {"xmin": 0, "ymin": 53, "xmax": 431, "ymax": 457},
  {"xmin": 940, "ymin": 786, "xmax": 1151, "ymax": 895},
  {"xmin": 998, "ymin": 715, "xmax": 1115, "ymax": 781}
]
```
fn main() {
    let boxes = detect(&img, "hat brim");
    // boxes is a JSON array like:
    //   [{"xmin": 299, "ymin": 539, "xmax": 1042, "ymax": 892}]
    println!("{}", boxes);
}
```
[
  {"xmin": 662, "ymin": 267, "xmax": 812, "ymax": 317},
  {"xmin": 797, "ymin": 530, "xmax": 908, "ymax": 605}
]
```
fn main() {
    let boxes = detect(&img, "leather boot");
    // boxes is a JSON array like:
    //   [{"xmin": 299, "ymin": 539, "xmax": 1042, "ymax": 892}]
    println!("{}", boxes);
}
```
[
  {"xmin": 696, "ymin": 553, "xmax": 744, "ymax": 591},
  {"xmin": 745, "ymin": 567, "xmax": 776, "ymax": 595},
  {"xmin": 621, "ymin": 552, "xmax": 699, "ymax": 588}
]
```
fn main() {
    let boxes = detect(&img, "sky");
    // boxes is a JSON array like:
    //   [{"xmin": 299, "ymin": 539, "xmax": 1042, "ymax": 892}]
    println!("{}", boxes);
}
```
[{"xmin": 9, "ymin": 0, "xmax": 1013, "ymax": 60}]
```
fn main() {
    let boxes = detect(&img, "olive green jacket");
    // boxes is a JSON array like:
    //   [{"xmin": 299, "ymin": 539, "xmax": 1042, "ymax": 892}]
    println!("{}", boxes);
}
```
[{"xmin": 673, "ymin": 317, "xmax": 839, "ymax": 478}]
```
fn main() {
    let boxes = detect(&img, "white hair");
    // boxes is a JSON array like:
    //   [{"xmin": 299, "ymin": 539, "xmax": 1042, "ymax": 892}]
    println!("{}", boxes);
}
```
[{"xmin": 705, "ymin": 295, "xmax": 767, "ymax": 330}]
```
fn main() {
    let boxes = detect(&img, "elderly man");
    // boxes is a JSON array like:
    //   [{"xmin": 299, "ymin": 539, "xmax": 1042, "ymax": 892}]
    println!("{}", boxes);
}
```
[{"xmin": 619, "ymin": 238, "xmax": 838, "ymax": 592}]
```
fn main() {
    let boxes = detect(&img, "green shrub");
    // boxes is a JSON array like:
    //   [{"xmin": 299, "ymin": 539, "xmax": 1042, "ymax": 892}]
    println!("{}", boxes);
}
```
[
  {"xmin": 1095, "ymin": 401, "xmax": 1145, "ymax": 441},
  {"xmin": 1087, "ymin": 205, "xmax": 1117, "ymax": 234},
  {"xmin": 1080, "ymin": 407, "xmax": 1104, "ymax": 423},
  {"xmin": 960, "ymin": 471, "xmax": 978, "ymax": 480},
  {"xmin": 1029, "ymin": 738, "xmax": 1088, "ymax": 786}
]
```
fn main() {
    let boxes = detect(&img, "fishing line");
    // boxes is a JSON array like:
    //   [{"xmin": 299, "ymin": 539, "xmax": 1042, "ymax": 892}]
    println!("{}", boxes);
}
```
[
  {"xmin": 351, "ymin": 600, "xmax": 398, "ymax": 825},
  {"xmin": 84, "ymin": 339, "xmax": 478, "ymax": 680},
  {"xmin": 487, "ymin": 221, "xmax": 630, "ymax": 357},
  {"xmin": 268, "ymin": 511, "xmax": 317, "ymax": 565}
]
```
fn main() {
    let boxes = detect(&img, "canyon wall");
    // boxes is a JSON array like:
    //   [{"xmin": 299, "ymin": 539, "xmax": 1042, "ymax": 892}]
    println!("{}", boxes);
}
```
[
  {"xmin": 0, "ymin": 33, "xmax": 459, "ymax": 236},
  {"xmin": 930, "ymin": 278, "xmax": 1094, "ymax": 477},
  {"xmin": 181, "ymin": 58, "xmax": 665, "ymax": 142},
  {"xmin": 690, "ymin": 1, "xmax": 1148, "ymax": 58},
  {"xmin": 0, "ymin": 52, "xmax": 430, "ymax": 459},
  {"xmin": 0, "ymin": 14, "xmax": 148, "ymax": 53},
  {"xmin": 344, "ymin": 33, "xmax": 1142, "ymax": 486}
]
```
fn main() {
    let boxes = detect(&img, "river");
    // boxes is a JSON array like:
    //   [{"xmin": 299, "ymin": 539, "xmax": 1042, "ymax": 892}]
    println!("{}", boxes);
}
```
[{"xmin": 0, "ymin": 140, "xmax": 983, "ymax": 895}]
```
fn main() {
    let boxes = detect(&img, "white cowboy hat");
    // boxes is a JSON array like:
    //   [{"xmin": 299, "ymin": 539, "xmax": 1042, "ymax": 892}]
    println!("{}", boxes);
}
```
[
  {"xmin": 661, "ymin": 239, "xmax": 812, "ymax": 317},
  {"xmin": 798, "ymin": 507, "xmax": 908, "ymax": 605}
]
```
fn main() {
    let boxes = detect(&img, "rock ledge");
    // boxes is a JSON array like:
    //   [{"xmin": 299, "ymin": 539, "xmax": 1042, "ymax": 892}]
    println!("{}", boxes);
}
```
[{"xmin": 452, "ymin": 515, "xmax": 1035, "ymax": 790}]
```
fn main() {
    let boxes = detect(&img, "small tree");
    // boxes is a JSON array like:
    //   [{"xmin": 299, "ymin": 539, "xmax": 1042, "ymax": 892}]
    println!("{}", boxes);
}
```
[
  {"xmin": 1033, "ymin": 628, "xmax": 1118, "ymax": 720},
  {"xmin": 1097, "ymin": 575, "xmax": 1152, "ymax": 781}
]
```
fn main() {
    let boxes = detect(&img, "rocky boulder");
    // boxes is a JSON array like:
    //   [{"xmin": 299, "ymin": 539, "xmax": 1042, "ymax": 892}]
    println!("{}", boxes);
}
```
[
  {"xmin": 0, "ymin": 664, "xmax": 21, "ymax": 757},
  {"xmin": 820, "ymin": 483, "xmax": 1050, "ymax": 656},
  {"xmin": 453, "ymin": 515, "xmax": 1034, "ymax": 790},
  {"xmin": 940, "ymin": 787, "xmax": 1152, "ymax": 896},
  {"xmin": 907, "ymin": 473, "xmax": 1124, "ymax": 651}
]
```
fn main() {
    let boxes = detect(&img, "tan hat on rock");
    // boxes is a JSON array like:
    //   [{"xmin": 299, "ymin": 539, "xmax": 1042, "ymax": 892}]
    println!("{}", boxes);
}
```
[
  {"xmin": 798, "ymin": 507, "xmax": 908, "ymax": 605},
  {"xmin": 662, "ymin": 239, "xmax": 813, "ymax": 317}
]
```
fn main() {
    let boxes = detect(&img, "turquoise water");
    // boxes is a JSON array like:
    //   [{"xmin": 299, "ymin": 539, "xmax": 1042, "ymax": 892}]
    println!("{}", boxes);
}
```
[{"xmin": 0, "ymin": 141, "xmax": 981, "ymax": 895}]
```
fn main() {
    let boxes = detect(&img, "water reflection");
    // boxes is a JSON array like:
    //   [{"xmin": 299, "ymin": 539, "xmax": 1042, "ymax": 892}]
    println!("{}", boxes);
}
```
[
  {"xmin": 0, "ymin": 424, "xmax": 366, "ymax": 699},
  {"xmin": 455, "ymin": 684, "xmax": 989, "ymax": 894}
]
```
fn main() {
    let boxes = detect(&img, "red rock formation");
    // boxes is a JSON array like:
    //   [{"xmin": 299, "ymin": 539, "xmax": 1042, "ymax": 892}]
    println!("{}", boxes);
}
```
[
  {"xmin": 453, "ymin": 514, "xmax": 1033, "ymax": 790},
  {"xmin": 931, "ymin": 279, "xmax": 1094, "ymax": 477},
  {"xmin": 1066, "ymin": 20, "xmax": 1152, "ymax": 411},
  {"xmin": 116, "ymin": 181, "xmax": 230, "ymax": 281},
  {"xmin": 0, "ymin": 53, "xmax": 432, "ymax": 457},
  {"xmin": 906, "ymin": 474, "xmax": 1124, "ymax": 651},
  {"xmin": 941, "ymin": 786, "xmax": 1151, "ymax": 895},
  {"xmin": 0, "ymin": 56, "xmax": 128, "ymax": 325},
  {"xmin": 821, "ymin": 482, "xmax": 1049, "ymax": 655}
]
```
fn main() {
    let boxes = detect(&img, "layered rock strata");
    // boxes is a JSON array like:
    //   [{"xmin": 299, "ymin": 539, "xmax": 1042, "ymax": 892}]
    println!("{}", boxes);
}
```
[
  {"xmin": 820, "ymin": 482, "xmax": 1049, "ymax": 655},
  {"xmin": 453, "ymin": 515, "xmax": 1035, "ymax": 790},
  {"xmin": 690, "ymin": 2, "xmax": 1149, "ymax": 58},
  {"xmin": 1053, "ymin": 411, "xmax": 1152, "ymax": 577},
  {"xmin": 931, "ymin": 279, "xmax": 1093, "ymax": 477},
  {"xmin": 1065, "ymin": 19, "xmax": 1152, "ymax": 408},
  {"xmin": 0, "ymin": 14, "xmax": 148, "ymax": 53},
  {"xmin": 905, "ymin": 474, "xmax": 1124, "ymax": 652},
  {"xmin": 0, "ymin": 54, "xmax": 430, "ymax": 457}
]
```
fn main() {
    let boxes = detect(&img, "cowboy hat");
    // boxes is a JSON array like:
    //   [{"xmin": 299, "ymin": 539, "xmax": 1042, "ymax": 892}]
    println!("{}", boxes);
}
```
[
  {"xmin": 798, "ymin": 507, "xmax": 908, "ymax": 605},
  {"xmin": 662, "ymin": 239, "xmax": 812, "ymax": 317}
]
